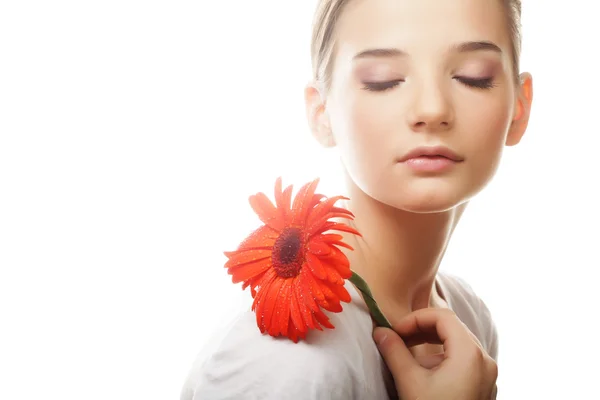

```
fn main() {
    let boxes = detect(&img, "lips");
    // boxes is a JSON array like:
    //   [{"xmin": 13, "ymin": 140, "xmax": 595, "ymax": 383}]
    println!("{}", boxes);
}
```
[{"xmin": 398, "ymin": 146, "xmax": 464, "ymax": 162}]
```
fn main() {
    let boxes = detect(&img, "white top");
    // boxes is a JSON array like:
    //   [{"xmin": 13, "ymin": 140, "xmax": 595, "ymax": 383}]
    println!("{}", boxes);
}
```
[{"xmin": 181, "ymin": 272, "xmax": 498, "ymax": 400}]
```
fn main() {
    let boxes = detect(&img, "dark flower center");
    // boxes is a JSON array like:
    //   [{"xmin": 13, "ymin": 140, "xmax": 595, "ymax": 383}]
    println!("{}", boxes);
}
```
[{"xmin": 272, "ymin": 227, "xmax": 304, "ymax": 278}]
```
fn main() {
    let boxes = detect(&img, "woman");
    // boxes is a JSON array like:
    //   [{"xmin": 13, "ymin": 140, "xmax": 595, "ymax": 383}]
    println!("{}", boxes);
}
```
[{"xmin": 182, "ymin": 0, "xmax": 533, "ymax": 398}]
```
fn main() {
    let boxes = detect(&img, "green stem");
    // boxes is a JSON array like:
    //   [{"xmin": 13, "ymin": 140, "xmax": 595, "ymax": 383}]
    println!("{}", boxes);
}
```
[{"xmin": 349, "ymin": 271, "xmax": 391, "ymax": 329}]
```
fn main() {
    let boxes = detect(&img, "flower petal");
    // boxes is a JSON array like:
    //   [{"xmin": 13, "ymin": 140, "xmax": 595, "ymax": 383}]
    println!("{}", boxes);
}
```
[
  {"xmin": 305, "ymin": 195, "xmax": 347, "ymax": 228},
  {"xmin": 330, "ymin": 241, "xmax": 354, "ymax": 251},
  {"xmin": 331, "ymin": 206, "xmax": 355, "ymax": 217},
  {"xmin": 261, "ymin": 276, "xmax": 284, "ymax": 333},
  {"xmin": 310, "ymin": 312, "xmax": 324, "ymax": 331},
  {"xmin": 309, "ymin": 193, "xmax": 326, "ymax": 209},
  {"xmin": 295, "ymin": 279, "xmax": 317, "ymax": 331},
  {"xmin": 325, "ymin": 281, "xmax": 351, "ymax": 303},
  {"xmin": 305, "ymin": 254, "xmax": 328, "ymax": 282},
  {"xmin": 224, "ymin": 249, "xmax": 271, "ymax": 268},
  {"xmin": 322, "ymin": 261, "xmax": 351, "ymax": 280},
  {"xmin": 321, "ymin": 247, "xmax": 352, "ymax": 279},
  {"xmin": 319, "ymin": 233, "xmax": 344, "ymax": 242},
  {"xmin": 271, "ymin": 279, "xmax": 292, "ymax": 337},
  {"xmin": 252, "ymin": 268, "xmax": 276, "ymax": 310},
  {"xmin": 319, "ymin": 297, "xmax": 342, "ymax": 313},
  {"xmin": 313, "ymin": 280, "xmax": 348, "ymax": 312},
  {"xmin": 316, "ymin": 221, "xmax": 361, "ymax": 237},
  {"xmin": 308, "ymin": 213, "xmax": 355, "ymax": 237},
  {"xmin": 318, "ymin": 234, "xmax": 354, "ymax": 250},
  {"xmin": 324, "ymin": 264, "xmax": 344, "ymax": 285},
  {"xmin": 313, "ymin": 309, "xmax": 335, "ymax": 329},
  {"xmin": 252, "ymin": 269, "xmax": 277, "ymax": 332},
  {"xmin": 289, "ymin": 278, "xmax": 306, "ymax": 334},
  {"xmin": 291, "ymin": 178, "xmax": 320, "ymax": 224},
  {"xmin": 302, "ymin": 266, "xmax": 327, "ymax": 301},
  {"xmin": 253, "ymin": 289, "xmax": 265, "ymax": 331},
  {"xmin": 286, "ymin": 321, "xmax": 302, "ymax": 343},
  {"xmin": 279, "ymin": 184, "xmax": 294, "ymax": 224},
  {"xmin": 273, "ymin": 177, "xmax": 286, "ymax": 220},
  {"xmin": 228, "ymin": 258, "xmax": 271, "ymax": 284},
  {"xmin": 242, "ymin": 272, "xmax": 265, "ymax": 296},
  {"xmin": 307, "ymin": 238, "xmax": 331, "ymax": 256},
  {"xmin": 236, "ymin": 225, "xmax": 279, "ymax": 251},
  {"xmin": 299, "ymin": 267, "xmax": 324, "ymax": 308},
  {"xmin": 281, "ymin": 185, "xmax": 293, "ymax": 207},
  {"xmin": 249, "ymin": 192, "xmax": 284, "ymax": 231}
]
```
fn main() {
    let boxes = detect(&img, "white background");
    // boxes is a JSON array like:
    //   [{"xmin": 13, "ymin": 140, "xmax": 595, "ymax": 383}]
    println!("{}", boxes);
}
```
[{"xmin": 1, "ymin": 1, "xmax": 599, "ymax": 399}]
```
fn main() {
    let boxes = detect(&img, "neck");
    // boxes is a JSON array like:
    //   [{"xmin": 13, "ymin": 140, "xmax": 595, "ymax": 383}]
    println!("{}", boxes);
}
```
[{"xmin": 338, "ymin": 176, "xmax": 466, "ymax": 326}]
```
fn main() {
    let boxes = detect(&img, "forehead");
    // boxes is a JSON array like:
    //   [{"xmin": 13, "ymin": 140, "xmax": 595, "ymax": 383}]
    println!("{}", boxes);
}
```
[{"xmin": 335, "ymin": 0, "xmax": 511, "ymax": 57}]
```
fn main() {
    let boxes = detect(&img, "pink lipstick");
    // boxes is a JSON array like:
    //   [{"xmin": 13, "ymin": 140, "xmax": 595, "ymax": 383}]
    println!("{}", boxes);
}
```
[{"xmin": 398, "ymin": 146, "xmax": 464, "ymax": 173}]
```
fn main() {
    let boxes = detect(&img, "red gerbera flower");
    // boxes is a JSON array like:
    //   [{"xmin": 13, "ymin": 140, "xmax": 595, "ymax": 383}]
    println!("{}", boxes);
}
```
[{"xmin": 224, "ymin": 177, "xmax": 361, "ymax": 342}]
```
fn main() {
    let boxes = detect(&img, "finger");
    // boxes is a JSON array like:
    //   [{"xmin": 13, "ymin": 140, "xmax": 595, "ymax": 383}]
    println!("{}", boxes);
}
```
[
  {"xmin": 486, "ymin": 358, "xmax": 499, "ymax": 382},
  {"xmin": 462, "ymin": 321, "xmax": 484, "ymax": 349},
  {"xmin": 414, "ymin": 353, "xmax": 445, "ymax": 369},
  {"xmin": 490, "ymin": 383, "xmax": 498, "ymax": 400},
  {"xmin": 393, "ymin": 308, "xmax": 473, "ymax": 359},
  {"xmin": 400, "ymin": 320, "xmax": 481, "ymax": 349},
  {"xmin": 400, "ymin": 331, "xmax": 443, "ymax": 347},
  {"xmin": 373, "ymin": 327, "xmax": 423, "ymax": 383}
]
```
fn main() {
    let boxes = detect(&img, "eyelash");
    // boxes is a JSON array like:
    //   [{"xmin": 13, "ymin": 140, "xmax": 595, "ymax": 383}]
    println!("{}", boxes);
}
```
[
  {"xmin": 362, "ymin": 80, "xmax": 404, "ymax": 92},
  {"xmin": 361, "ymin": 77, "xmax": 495, "ymax": 92},
  {"xmin": 454, "ymin": 76, "xmax": 496, "ymax": 89}
]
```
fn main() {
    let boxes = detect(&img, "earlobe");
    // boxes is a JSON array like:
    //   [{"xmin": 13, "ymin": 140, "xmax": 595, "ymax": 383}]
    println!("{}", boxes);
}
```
[
  {"xmin": 304, "ymin": 82, "xmax": 335, "ymax": 148},
  {"xmin": 506, "ymin": 72, "xmax": 534, "ymax": 147}
]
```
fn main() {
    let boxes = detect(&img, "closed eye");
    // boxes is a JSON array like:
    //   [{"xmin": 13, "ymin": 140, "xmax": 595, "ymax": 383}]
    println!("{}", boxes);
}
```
[
  {"xmin": 362, "ymin": 79, "xmax": 404, "ymax": 92},
  {"xmin": 454, "ymin": 76, "xmax": 495, "ymax": 89}
]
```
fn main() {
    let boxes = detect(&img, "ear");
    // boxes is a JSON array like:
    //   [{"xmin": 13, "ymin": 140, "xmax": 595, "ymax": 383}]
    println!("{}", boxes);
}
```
[
  {"xmin": 304, "ymin": 82, "xmax": 335, "ymax": 148},
  {"xmin": 506, "ymin": 72, "xmax": 533, "ymax": 146}
]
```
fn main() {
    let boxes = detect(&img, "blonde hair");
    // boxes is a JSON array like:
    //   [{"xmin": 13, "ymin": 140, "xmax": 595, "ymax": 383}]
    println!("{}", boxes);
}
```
[{"xmin": 310, "ymin": 0, "xmax": 522, "ymax": 91}]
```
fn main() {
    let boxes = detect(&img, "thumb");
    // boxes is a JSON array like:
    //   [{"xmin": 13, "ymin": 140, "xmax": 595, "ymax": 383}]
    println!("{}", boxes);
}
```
[{"xmin": 373, "ymin": 327, "xmax": 422, "ymax": 381}]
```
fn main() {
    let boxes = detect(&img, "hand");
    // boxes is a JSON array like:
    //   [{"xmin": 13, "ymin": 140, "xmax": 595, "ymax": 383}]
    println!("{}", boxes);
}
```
[{"xmin": 373, "ymin": 308, "xmax": 497, "ymax": 400}]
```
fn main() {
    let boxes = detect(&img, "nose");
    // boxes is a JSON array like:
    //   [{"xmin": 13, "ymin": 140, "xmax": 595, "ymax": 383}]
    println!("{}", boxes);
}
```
[{"xmin": 406, "ymin": 80, "xmax": 454, "ymax": 132}]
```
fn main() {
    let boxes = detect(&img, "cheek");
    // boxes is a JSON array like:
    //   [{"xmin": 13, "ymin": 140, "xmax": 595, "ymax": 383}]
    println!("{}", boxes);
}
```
[
  {"xmin": 331, "ymin": 93, "xmax": 397, "ymax": 172},
  {"xmin": 462, "ymin": 96, "xmax": 513, "ymax": 174}
]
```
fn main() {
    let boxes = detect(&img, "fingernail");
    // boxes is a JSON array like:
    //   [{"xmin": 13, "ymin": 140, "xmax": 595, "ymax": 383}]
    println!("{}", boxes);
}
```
[{"xmin": 373, "ymin": 328, "xmax": 387, "ymax": 345}]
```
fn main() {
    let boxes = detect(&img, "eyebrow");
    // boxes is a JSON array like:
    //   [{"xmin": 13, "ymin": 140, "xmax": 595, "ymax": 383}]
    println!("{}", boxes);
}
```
[
  {"xmin": 352, "ymin": 41, "xmax": 502, "ymax": 60},
  {"xmin": 353, "ymin": 47, "xmax": 406, "ymax": 60},
  {"xmin": 453, "ymin": 41, "xmax": 502, "ymax": 54}
]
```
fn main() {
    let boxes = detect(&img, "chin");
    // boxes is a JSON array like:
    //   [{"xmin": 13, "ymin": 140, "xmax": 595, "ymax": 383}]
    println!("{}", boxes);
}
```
[
  {"xmin": 378, "ymin": 179, "xmax": 476, "ymax": 214},
  {"xmin": 393, "ymin": 196, "xmax": 464, "ymax": 214}
]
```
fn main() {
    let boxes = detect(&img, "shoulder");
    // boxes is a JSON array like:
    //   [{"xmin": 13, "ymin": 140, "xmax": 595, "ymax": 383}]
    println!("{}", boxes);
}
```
[
  {"xmin": 437, "ymin": 272, "xmax": 499, "ymax": 361},
  {"xmin": 181, "ymin": 291, "xmax": 386, "ymax": 400}
]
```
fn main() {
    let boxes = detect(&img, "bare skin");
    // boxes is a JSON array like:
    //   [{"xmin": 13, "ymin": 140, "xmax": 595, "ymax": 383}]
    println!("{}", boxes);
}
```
[
  {"xmin": 374, "ymin": 308, "xmax": 498, "ymax": 400},
  {"xmin": 305, "ymin": 0, "xmax": 533, "ymax": 397}
]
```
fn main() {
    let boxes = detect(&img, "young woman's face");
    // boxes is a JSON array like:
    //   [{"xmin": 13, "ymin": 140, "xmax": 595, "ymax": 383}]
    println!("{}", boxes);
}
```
[{"xmin": 318, "ymin": 0, "xmax": 531, "ymax": 212}]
